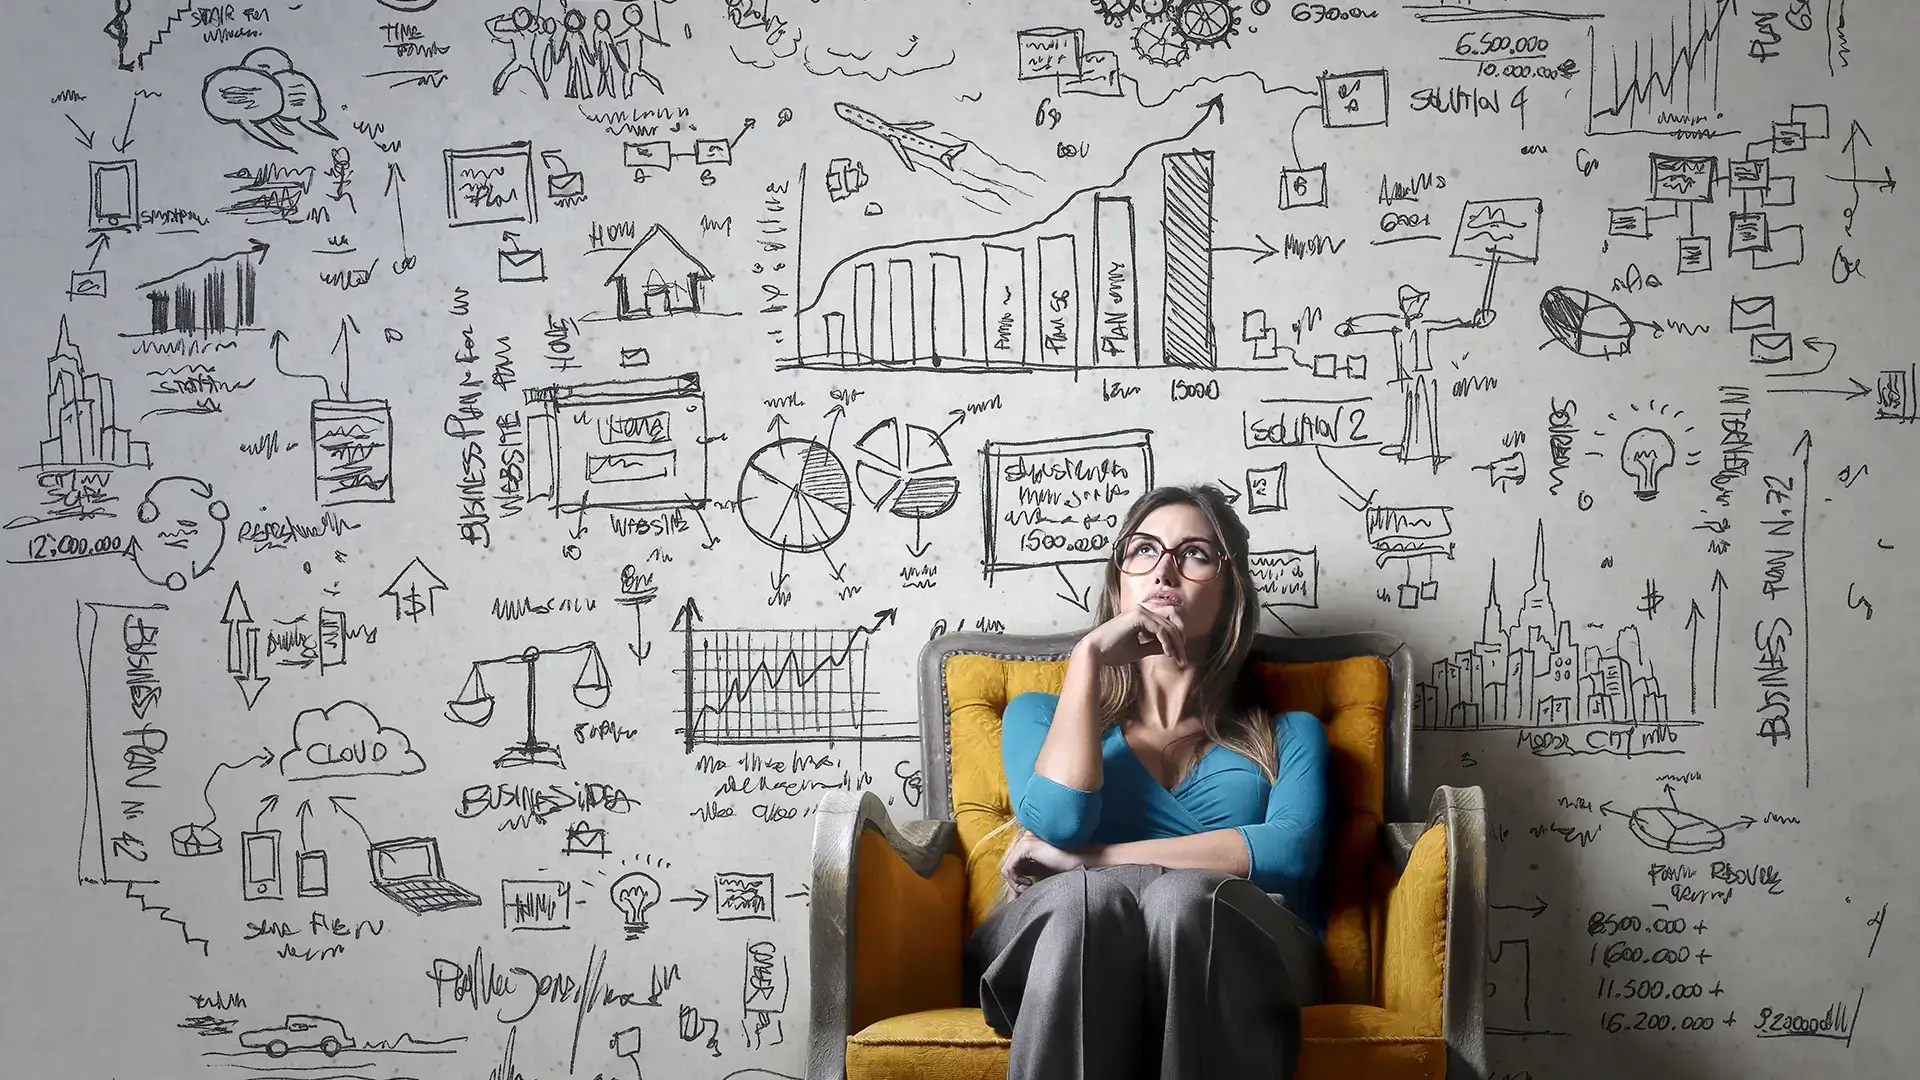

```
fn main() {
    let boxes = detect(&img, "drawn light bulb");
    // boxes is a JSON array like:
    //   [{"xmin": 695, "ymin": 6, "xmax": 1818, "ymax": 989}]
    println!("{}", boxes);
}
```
[
  {"xmin": 610, "ymin": 871, "xmax": 661, "ymax": 938},
  {"xmin": 1619, "ymin": 427, "xmax": 1675, "ymax": 501}
]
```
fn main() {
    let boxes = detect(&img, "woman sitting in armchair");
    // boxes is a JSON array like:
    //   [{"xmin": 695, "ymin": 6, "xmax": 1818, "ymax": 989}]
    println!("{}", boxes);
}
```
[{"xmin": 962, "ymin": 482, "xmax": 1330, "ymax": 1080}]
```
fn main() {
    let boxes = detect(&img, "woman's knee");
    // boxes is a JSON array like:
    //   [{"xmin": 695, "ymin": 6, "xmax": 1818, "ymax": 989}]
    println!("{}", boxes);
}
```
[
  {"xmin": 1022, "ymin": 868, "xmax": 1147, "ymax": 935},
  {"xmin": 1138, "ymin": 868, "xmax": 1237, "ymax": 937}
]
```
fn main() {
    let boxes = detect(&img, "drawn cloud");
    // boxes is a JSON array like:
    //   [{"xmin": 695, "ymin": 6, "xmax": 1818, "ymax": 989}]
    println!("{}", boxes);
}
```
[
  {"xmin": 726, "ymin": 0, "xmax": 955, "ymax": 80},
  {"xmin": 280, "ymin": 700, "xmax": 426, "ymax": 781}
]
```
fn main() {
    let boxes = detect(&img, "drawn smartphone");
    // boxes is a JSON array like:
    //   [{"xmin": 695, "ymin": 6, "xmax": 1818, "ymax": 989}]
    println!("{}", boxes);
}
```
[
  {"xmin": 296, "ymin": 849, "xmax": 329, "ymax": 897},
  {"xmin": 241, "ymin": 830, "xmax": 283, "ymax": 900}
]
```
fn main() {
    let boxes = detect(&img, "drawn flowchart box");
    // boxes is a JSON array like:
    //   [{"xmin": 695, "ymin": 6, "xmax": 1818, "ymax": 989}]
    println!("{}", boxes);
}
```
[
  {"xmin": 1279, "ymin": 165, "xmax": 1328, "ymax": 209},
  {"xmin": 1017, "ymin": 26, "xmax": 1083, "ymax": 79},
  {"xmin": 1320, "ymin": 69, "xmax": 1388, "ymax": 128},
  {"xmin": 1607, "ymin": 207, "xmax": 1651, "ymax": 238},
  {"xmin": 1248, "ymin": 548, "xmax": 1317, "ymax": 608},
  {"xmin": 523, "ymin": 374, "xmax": 710, "ymax": 514},
  {"xmin": 1245, "ymin": 464, "xmax": 1288, "ymax": 513},
  {"xmin": 1649, "ymin": 153, "xmax": 1716, "ymax": 201},
  {"xmin": 981, "ymin": 429, "xmax": 1153, "ymax": 573},
  {"xmin": 715, "ymin": 872, "xmax": 775, "ymax": 921}
]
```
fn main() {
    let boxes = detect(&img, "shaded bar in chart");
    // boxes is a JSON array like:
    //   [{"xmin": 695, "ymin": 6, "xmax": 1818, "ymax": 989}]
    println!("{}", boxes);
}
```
[
  {"xmin": 1036, "ymin": 233, "xmax": 1080, "ymax": 368},
  {"xmin": 1092, "ymin": 194, "xmax": 1139, "ymax": 366},
  {"xmin": 887, "ymin": 259, "xmax": 916, "ymax": 363},
  {"xmin": 982, "ymin": 243, "xmax": 1028, "ymax": 367},
  {"xmin": 1163, "ymin": 150, "xmax": 1216, "ymax": 368},
  {"xmin": 930, "ymin": 251, "xmax": 966, "ymax": 361},
  {"xmin": 851, "ymin": 262, "xmax": 876, "ymax": 363}
]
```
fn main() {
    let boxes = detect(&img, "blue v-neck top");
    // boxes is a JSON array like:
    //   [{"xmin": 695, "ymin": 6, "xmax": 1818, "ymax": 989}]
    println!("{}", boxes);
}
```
[{"xmin": 1001, "ymin": 691, "xmax": 1330, "ymax": 932}]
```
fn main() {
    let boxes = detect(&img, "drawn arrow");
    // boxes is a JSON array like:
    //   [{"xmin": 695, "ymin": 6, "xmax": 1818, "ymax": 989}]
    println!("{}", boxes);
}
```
[
  {"xmin": 1725, "ymin": 815, "xmax": 1758, "ymax": 830},
  {"xmin": 1708, "ymin": 569, "xmax": 1726, "ymax": 708},
  {"xmin": 769, "ymin": 548, "xmax": 790, "ymax": 594},
  {"xmin": 1053, "ymin": 565, "xmax": 1091, "ymax": 612},
  {"xmin": 1214, "ymin": 477, "xmax": 1243, "ymax": 505},
  {"xmin": 822, "ymin": 546, "xmax": 847, "ymax": 583},
  {"xmin": 1767, "ymin": 377, "xmax": 1871, "ymax": 399},
  {"xmin": 327, "ymin": 795, "xmax": 375, "ymax": 846},
  {"xmin": 1212, "ymin": 235, "xmax": 1281, "ymax": 263},
  {"xmin": 616, "ymin": 583, "xmax": 659, "ymax": 665},
  {"xmin": 331, "ymin": 315, "xmax": 360, "ymax": 400},
  {"xmin": 1491, "ymin": 895, "xmax": 1548, "ymax": 918},
  {"xmin": 66, "ymin": 113, "xmax": 95, "ymax": 149},
  {"xmin": 1841, "ymin": 119, "xmax": 1872, "ymax": 156},
  {"xmin": 670, "ymin": 887, "xmax": 711, "ymax": 911},
  {"xmin": 296, "ymin": 799, "xmax": 314, "ymax": 849},
  {"xmin": 111, "ymin": 90, "xmax": 152, "ymax": 153},
  {"xmin": 222, "ymin": 581, "xmax": 270, "ymax": 709},
  {"xmin": 254, "ymin": 794, "xmax": 279, "ymax": 830},
  {"xmin": 193, "ymin": 747, "xmax": 274, "ymax": 827},
  {"xmin": 381, "ymin": 556, "xmax": 448, "ymax": 621},
  {"xmin": 672, "ymin": 596, "xmax": 703, "ymax": 633},
  {"xmin": 766, "ymin": 413, "xmax": 789, "ymax": 444},
  {"xmin": 1765, "ymin": 336, "xmax": 1837, "ymax": 379},
  {"xmin": 906, "ymin": 519, "xmax": 930, "ymax": 558},
  {"xmin": 1683, "ymin": 599, "xmax": 1703, "ymax": 714},
  {"xmin": 385, "ymin": 161, "xmax": 408, "ymax": 256},
  {"xmin": 822, "ymin": 403, "xmax": 846, "ymax": 448},
  {"xmin": 1199, "ymin": 92, "xmax": 1226, "ymax": 124},
  {"xmin": 939, "ymin": 408, "xmax": 966, "ymax": 438},
  {"xmin": 1315, "ymin": 446, "xmax": 1377, "ymax": 511},
  {"xmin": 85, "ymin": 233, "xmax": 111, "ymax": 270}
]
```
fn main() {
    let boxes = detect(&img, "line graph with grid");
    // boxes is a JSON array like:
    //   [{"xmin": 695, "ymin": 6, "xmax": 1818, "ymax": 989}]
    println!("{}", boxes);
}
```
[{"xmin": 675, "ymin": 601, "xmax": 913, "ymax": 750}]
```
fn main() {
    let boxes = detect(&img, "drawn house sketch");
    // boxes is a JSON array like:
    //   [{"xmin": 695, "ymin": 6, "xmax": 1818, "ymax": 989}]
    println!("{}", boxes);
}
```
[{"xmin": 604, "ymin": 224, "xmax": 712, "ymax": 319}]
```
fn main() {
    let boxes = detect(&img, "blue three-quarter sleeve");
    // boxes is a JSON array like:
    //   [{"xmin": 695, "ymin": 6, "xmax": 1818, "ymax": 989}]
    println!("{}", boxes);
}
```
[
  {"xmin": 1236, "ymin": 712, "xmax": 1331, "ymax": 902},
  {"xmin": 1000, "ymin": 692, "xmax": 1102, "ymax": 849}
]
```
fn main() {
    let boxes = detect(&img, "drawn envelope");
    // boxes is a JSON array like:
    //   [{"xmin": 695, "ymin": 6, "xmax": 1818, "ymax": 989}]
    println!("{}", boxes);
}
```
[
  {"xmin": 547, "ymin": 171, "xmax": 583, "ymax": 200},
  {"xmin": 1729, "ymin": 295, "xmax": 1776, "ymax": 331},
  {"xmin": 1750, "ymin": 332, "xmax": 1794, "ymax": 364},
  {"xmin": 498, "ymin": 246, "xmax": 546, "ymax": 283}
]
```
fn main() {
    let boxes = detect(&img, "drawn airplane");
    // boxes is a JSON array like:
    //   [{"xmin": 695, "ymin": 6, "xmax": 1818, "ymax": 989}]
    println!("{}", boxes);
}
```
[{"xmin": 833, "ymin": 102, "xmax": 969, "ymax": 172}]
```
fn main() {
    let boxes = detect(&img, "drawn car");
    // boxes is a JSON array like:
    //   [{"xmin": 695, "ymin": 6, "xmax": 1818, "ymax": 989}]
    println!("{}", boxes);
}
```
[{"xmin": 238, "ymin": 1014, "xmax": 354, "ymax": 1057}]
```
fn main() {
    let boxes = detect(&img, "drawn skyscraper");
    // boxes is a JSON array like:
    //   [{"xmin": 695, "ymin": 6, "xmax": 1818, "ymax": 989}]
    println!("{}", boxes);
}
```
[
  {"xmin": 39, "ymin": 316, "xmax": 150, "ymax": 469},
  {"xmin": 1414, "ymin": 520, "xmax": 1672, "ymax": 735}
]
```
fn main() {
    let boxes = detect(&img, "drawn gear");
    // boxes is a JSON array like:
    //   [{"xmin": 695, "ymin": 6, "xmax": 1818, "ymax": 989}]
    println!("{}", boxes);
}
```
[
  {"xmin": 1136, "ymin": 0, "xmax": 1171, "ymax": 16},
  {"xmin": 1090, "ymin": 0, "xmax": 1131, "ymax": 27},
  {"xmin": 1175, "ymin": 0, "xmax": 1240, "ymax": 46},
  {"xmin": 1132, "ymin": 19, "xmax": 1192, "ymax": 66}
]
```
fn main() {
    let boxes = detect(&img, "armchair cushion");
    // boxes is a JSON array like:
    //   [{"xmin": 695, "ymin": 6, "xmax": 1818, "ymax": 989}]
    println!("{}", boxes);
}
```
[
  {"xmin": 847, "ymin": 1005, "xmax": 1445, "ymax": 1080},
  {"xmin": 851, "ymin": 830, "xmax": 969, "ymax": 1033},
  {"xmin": 1379, "ymin": 822, "xmax": 1450, "ymax": 1029}
]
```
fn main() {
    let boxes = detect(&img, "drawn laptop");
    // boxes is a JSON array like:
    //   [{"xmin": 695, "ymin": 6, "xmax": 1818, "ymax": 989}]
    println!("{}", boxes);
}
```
[{"xmin": 367, "ymin": 837, "xmax": 483, "ymax": 914}]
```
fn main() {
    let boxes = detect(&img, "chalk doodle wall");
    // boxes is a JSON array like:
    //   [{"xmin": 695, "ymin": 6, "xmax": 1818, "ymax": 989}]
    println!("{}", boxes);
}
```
[{"xmin": 2, "ymin": 0, "xmax": 1917, "ymax": 1076}]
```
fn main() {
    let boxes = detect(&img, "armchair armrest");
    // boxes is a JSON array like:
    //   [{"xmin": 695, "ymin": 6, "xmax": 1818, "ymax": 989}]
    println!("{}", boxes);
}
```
[
  {"xmin": 1378, "ymin": 785, "xmax": 1488, "ymax": 1080},
  {"xmin": 809, "ymin": 791, "xmax": 966, "ymax": 1080}
]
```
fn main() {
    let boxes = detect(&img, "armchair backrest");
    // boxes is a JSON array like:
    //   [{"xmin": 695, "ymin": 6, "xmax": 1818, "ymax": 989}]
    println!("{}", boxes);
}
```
[{"xmin": 917, "ymin": 630, "xmax": 1413, "ymax": 1006}]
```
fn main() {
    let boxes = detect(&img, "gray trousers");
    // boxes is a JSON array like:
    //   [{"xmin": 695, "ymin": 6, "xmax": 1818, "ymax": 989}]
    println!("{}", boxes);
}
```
[{"xmin": 961, "ymin": 865, "xmax": 1326, "ymax": 1080}]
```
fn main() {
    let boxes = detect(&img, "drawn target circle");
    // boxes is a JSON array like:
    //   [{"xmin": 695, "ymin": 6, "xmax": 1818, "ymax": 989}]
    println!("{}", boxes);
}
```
[
  {"xmin": 737, "ymin": 438, "xmax": 853, "ymax": 553},
  {"xmin": 1176, "ymin": 0, "xmax": 1239, "ymax": 44}
]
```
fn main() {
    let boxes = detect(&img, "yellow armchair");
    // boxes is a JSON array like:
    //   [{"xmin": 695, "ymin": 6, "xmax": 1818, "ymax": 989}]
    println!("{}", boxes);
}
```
[{"xmin": 809, "ymin": 630, "xmax": 1488, "ymax": 1080}]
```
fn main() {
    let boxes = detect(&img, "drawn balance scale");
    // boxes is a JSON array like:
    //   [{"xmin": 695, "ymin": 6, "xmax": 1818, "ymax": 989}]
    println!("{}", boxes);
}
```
[{"xmin": 445, "ymin": 642, "xmax": 611, "ymax": 768}]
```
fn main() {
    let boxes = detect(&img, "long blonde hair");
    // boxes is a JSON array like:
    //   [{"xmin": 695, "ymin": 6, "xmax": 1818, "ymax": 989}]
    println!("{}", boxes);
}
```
[{"xmin": 1093, "ymin": 484, "xmax": 1279, "ymax": 783}]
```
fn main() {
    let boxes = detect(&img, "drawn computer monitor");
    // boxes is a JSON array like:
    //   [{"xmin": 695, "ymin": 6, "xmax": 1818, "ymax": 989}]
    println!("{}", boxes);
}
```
[{"xmin": 367, "ymin": 836, "xmax": 482, "ymax": 914}]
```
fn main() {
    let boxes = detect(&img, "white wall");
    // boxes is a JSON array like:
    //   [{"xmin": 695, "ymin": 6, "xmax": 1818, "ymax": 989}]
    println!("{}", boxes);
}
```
[{"xmin": 3, "ymin": 0, "xmax": 1916, "ymax": 1076}]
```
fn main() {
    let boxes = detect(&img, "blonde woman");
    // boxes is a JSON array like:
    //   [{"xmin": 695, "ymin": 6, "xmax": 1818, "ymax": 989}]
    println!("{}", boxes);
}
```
[{"xmin": 961, "ymin": 484, "xmax": 1330, "ymax": 1080}]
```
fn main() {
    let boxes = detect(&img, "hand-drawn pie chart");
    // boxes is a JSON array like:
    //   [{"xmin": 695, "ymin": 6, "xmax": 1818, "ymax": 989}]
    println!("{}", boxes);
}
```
[
  {"xmin": 738, "ymin": 438, "xmax": 852, "ymax": 553},
  {"xmin": 853, "ymin": 418, "xmax": 961, "ymax": 520}
]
